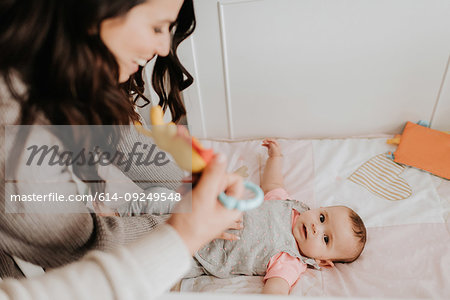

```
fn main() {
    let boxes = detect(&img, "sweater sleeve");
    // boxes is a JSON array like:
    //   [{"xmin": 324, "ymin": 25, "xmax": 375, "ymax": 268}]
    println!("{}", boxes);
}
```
[
  {"xmin": 0, "ymin": 224, "xmax": 192, "ymax": 300},
  {"xmin": 0, "ymin": 123, "xmax": 176, "ymax": 276},
  {"xmin": 0, "ymin": 190, "xmax": 169, "ymax": 272}
]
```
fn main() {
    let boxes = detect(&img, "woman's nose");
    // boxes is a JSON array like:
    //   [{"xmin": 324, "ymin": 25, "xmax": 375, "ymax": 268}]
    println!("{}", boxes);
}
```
[{"xmin": 156, "ymin": 33, "xmax": 171, "ymax": 57}]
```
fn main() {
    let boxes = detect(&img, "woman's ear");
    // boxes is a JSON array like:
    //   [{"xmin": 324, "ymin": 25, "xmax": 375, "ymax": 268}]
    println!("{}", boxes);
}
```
[{"xmin": 315, "ymin": 259, "xmax": 335, "ymax": 268}]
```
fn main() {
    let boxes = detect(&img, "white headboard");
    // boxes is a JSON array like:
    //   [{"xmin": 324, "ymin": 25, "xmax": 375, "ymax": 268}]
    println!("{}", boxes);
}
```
[{"xmin": 178, "ymin": 0, "xmax": 450, "ymax": 139}]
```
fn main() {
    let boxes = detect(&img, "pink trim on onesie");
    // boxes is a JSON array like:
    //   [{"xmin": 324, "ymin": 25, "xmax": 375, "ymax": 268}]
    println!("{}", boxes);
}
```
[{"xmin": 263, "ymin": 188, "xmax": 307, "ymax": 287}]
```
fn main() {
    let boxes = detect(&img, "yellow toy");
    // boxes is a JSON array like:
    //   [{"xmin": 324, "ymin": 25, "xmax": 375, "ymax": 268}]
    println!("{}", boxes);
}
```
[{"xmin": 135, "ymin": 105, "xmax": 214, "ymax": 173}]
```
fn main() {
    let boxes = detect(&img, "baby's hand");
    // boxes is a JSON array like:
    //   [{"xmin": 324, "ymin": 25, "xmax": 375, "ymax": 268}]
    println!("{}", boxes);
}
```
[{"xmin": 262, "ymin": 139, "xmax": 282, "ymax": 157}]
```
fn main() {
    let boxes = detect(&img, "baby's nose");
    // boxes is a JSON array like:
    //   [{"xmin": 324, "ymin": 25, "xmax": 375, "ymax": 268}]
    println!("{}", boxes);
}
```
[{"xmin": 311, "ymin": 223, "xmax": 323, "ymax": 236}]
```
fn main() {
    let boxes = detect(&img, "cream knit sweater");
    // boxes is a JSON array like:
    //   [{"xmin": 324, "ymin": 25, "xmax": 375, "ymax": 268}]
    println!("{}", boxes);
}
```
[{"xmin": 0, "ymin": 77, "xmax": 191, "ymax": 299}]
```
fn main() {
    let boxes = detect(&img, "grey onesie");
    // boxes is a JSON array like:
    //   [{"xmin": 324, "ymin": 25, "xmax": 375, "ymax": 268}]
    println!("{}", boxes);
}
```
[{"xmin": 188, "ymin": 199, "xmax": 319, "ymax": 278}]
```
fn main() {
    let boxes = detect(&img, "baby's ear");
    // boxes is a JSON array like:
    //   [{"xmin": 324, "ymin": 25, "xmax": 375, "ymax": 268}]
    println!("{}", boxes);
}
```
[{"xmin": 315, "ymin": 259, "xmax": 335, "ymax": 268}]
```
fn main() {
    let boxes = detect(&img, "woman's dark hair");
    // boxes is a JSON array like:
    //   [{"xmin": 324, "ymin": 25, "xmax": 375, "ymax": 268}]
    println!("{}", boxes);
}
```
[
  {"xmin": 0, "ymin": 0, "xmax": 195, "ymax": 196},
  {"xmin": 0, "ymin": 0, "xmax": 195, "ymax": 125}
]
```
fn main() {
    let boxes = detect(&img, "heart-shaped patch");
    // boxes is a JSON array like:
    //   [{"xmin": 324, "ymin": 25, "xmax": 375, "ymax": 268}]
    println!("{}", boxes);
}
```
[
  {"xmin": 348, "ymin": 153, "xmax": 412, "ymax": 201},
  {"xmin": 233, "ymin": 165, "xmax": 249, "ymax": 178}
]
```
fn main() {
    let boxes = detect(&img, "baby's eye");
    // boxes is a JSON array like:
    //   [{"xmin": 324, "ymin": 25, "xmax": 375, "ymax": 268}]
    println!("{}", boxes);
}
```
[
  {"xmin": 319, "ymin": 214, "xmax": 325, "ymax": 223},
  {"xmin": 324, "ymin": 235, "xmax": 329, "ymax": 244}
]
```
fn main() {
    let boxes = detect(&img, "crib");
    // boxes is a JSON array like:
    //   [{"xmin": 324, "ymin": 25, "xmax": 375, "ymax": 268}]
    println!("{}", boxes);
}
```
[{"xmin": 153, "ymin": 0, "xmax": 450, "ymax": 299}]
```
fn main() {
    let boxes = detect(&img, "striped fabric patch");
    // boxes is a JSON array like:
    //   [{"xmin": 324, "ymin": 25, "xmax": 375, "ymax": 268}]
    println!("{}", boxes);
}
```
[{"xmin": 348, "ymin": 153, "xmax": 412, "ymax": 201}]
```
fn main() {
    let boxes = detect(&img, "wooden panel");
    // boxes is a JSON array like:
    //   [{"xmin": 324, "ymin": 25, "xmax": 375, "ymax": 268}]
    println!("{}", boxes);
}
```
[
  {"xmin": 180, "ymin": 0, "xmax": 450, "ymax": 138},
  {"xmin": 179, "ymin": 0, "xmax": 230, "ymax": 138}
]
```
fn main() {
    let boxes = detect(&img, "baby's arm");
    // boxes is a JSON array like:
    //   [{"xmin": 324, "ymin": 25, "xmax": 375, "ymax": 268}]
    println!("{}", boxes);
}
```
[
  {"xmin": 263, "ymin": 277, "xmax": 290, "ymax": 295},
  {"xmin": 261, "ymin": 139, "xmax": 284, "ymax": 194}
]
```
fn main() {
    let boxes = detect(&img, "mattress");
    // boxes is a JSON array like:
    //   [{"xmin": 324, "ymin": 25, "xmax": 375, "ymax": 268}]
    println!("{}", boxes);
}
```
[{"xmin": 180, "ymin": 137, "xmax": 450, "ymax": 298}]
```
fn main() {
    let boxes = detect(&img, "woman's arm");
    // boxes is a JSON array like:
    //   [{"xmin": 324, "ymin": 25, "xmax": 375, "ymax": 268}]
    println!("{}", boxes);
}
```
[
  {"xmin": 0, "ymin": 127, "xmax": 171, "ymax": 276},
  {"xmin": 0, "ymin": 154, "xmax": 244, "ymax": 300}
]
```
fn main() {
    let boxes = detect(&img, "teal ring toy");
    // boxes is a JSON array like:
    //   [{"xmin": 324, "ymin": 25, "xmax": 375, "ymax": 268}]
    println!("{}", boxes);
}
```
[{"xmin": 218, "ymin": 181, "xmax": 264, "ymax": 211}]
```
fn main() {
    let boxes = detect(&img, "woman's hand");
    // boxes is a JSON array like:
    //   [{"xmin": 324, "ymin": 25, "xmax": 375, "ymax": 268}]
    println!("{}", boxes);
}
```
[
  {"xmin": 167, "ymin": 154, "xmax": 244, "ymax": 254},
  {"xmin": 216, "ymin": 216, "xmax": 243, "ymax": 241}
]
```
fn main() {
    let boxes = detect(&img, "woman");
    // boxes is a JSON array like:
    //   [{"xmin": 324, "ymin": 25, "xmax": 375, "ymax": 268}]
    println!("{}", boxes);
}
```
[{"xmin": 0, "ymin": 0, "xmax": 242, "ymax": 298}]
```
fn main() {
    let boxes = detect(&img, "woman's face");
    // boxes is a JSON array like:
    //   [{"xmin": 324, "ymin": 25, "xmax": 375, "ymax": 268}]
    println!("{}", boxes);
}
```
[{"xmin": 100, "ymin": 0, "xmax": 184, "ymax": 83}]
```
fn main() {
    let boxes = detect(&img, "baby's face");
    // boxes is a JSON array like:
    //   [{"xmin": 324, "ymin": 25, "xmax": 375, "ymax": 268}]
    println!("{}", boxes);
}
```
[{"xmin": 292, "ymin": 206, "xmax": 359, "ymax": 266}]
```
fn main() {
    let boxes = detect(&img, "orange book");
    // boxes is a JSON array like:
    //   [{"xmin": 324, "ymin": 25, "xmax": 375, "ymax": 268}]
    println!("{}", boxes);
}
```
[{"xmin": 394, "ymin": 122, "xmax": 450, "ymax": 180}]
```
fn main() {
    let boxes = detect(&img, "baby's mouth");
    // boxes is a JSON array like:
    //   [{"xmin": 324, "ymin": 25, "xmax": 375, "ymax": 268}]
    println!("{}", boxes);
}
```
[{"xmin": 303, "ymin": 224, "xmax": 307, "ymax": 239}]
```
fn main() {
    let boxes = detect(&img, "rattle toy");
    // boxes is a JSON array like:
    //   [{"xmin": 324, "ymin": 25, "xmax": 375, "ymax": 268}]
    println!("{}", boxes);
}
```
[{"xmin": 135, "ymin": 106, "xmax": 264, "ymax": 211}]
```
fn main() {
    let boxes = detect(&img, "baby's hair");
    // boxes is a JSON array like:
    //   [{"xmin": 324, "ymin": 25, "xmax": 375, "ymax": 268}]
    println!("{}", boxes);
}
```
[{"xmin": 336, "ymin": 208, "xmax": 367, "ymax": 263}]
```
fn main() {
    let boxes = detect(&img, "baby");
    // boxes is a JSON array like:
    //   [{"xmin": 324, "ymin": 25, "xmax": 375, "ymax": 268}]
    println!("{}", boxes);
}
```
[{"xmin": 187, "ymin": 139, "xmax": 367, "ymax": 295}]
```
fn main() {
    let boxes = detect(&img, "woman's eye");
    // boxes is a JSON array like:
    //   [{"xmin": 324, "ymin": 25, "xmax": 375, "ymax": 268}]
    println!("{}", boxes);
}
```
[
  {"xmin": 153, "ymin": 27, "xmax": 163, "ymax": 34},
  {"xmin": 324, "ymin": 235, "xmax": 329, "ymax": 244},
  {"xmin": 319, "ymin": 214, "xmax": 325, "ymax": 223}
]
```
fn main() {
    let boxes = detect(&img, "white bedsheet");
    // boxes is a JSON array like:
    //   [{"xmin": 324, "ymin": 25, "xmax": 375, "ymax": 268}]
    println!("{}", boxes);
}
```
[{"xmin": 180, "ymin": 137, "xmax": 449, "ymax": 298}]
